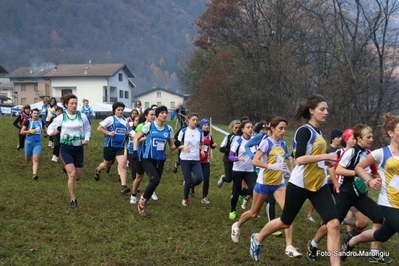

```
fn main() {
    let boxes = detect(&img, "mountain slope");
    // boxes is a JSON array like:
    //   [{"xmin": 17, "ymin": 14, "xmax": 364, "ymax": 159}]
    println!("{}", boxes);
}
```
[{"xmin": 0, "ymin": 0, "xmax": 206, "ymax": 93}]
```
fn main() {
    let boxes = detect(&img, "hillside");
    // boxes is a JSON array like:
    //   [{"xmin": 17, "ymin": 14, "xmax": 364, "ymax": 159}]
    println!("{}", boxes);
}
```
[{"xmin": 0, "ymin": 0, "xmax": 207, "ymax": 93}]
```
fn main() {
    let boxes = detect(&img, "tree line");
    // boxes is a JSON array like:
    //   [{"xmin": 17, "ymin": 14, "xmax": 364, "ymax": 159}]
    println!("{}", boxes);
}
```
[{"xmin": 181, "ymin": 0, "xmax": 399, "ymax": 146}]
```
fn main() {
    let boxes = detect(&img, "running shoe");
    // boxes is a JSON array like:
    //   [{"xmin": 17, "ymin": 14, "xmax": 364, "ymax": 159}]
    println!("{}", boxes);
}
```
[
  {"xmin": 341, "ymin": 236, "xmax": 353, "ymax": 262},
  {"xmin": 272, "ymin": 231, "xmax": 283, "ymax": 237},
  {"xmin": 229, "ymin": 211, "xmax": 236, "ymax": 220},
  {"xmin": 217, "ymin": 175, "xmax": 225, "ymax": 188},
  {"xmin": 285, "ymin": 246, "xmax": 302, "ymax": 258},
  {"xmin": 70, "ymin": 199, "xmax": 78, "ymax": 209},
  {"xmin": 368, "ymin": 254, "xmax": 392, "ymax": 264},
  {"xmin": 182, "ymin": 199, "xmax": 189, "ymax": 206},
  {"xmin": 16, "ymin": 145, "xmax": 20, "ymax": 150},
  {"xmin": 137, "ymin": 194, "xmax": 146, "ymax": 216},
  {"xmin": 95, "ymin": 167, "xmax": 101, "ymax": 181},
  {"xmin": 250, "ymin": 233, "xmax": 263, "ymax": 262},
  {"xmin": 190, "ymin": 186, "xmax": 196, "ymax": 197},
  {"xmin": 231, "ymin": 222, "xmax": 241, "ymax": 243},
  {"xmin": 201, "ymin": 197, "xmax": 210, "ymax": 204},
  {"xmin": 306, "ymin": 215, "xmax": 316, "ymax": 223},
  {"xmin": 172, "ymin": 161, "xmax": 179, "ymax": 174},
  {"xmin": 151, "ymin": 191, "xmax": 159, "ymax": 201},
  {"xmin": 307, "ymin": 240, "xmax": 318, "ymax": 261},
  {"xmin": 32, "ymin": 174, "xmax": 39, "ymax": 181},
  {"xmin": 120, "ymin": 185, "xmax": 130, "ymax": 194},
  {"xmin": 130, "ymin": 195, "xmax": 137, "ymax": 204},
  {"xmin": 241, "ymin": 198, "xmax": 248, "ymax": 209}
]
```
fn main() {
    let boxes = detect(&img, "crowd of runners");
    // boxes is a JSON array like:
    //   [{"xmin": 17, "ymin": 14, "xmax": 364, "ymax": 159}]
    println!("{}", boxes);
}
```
[{"xmin": 12, "ymin": 94, "xmax": 399, "ymax": 265}]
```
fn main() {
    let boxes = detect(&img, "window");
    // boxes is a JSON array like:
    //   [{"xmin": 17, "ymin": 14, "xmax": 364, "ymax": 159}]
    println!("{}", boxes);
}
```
[
  {"xmin": 21, "ymin": 98, "xmax": 27, "ymax": 104},
  {"xmin": 145, "ymin": 102, "xmax": 150, "ymax": 108},
  {"xmin": 119, "ymin": 90, "xmax": 123, "ymax": 98},
  {"xmin": 21, "ymin": 84, "xmax": 26, "ymax": 91},
  {"xmin": 34, "ymin": 84, "xmax": 38, "ymax": 91},
  {"xmin": 45, "ymin": 84, "xmax": 50, "ymax": 95},
  {"xmin": 156, "ymin": 91, "xmax": 161, "ymax": 98},
  {"xmin": 119, "ymin": 73, "xmax": 123, "ymax": 81},
  {"xmin": 170, "ymin": 102, "xmax": 175, "ymax": 108},
  {"xmin": 61, "ymin": 89, "xmax": 72, "ymax": 96},
  {"xmin": 157, "ymin": 102, "xmax": 162, "ymax": 106},
  {"xmin": 124, "ymin": 91, "xmax": 129, "ymax": 99}
]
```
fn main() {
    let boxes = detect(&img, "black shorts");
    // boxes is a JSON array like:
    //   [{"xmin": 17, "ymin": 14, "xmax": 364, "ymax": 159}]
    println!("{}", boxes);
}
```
[
  {"xmin": 103, "ymin": 147, "xmax": 125, "ymax": 161},
  {"xmin": 135, "ymin": 160, "xmax": 145, "ymax": 175}
]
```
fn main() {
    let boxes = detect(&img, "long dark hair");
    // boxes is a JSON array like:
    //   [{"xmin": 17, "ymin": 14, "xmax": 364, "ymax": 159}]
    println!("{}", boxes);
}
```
[{"xmin": 293, "ymin": 94, "xmax": 326, "ymax": 121}]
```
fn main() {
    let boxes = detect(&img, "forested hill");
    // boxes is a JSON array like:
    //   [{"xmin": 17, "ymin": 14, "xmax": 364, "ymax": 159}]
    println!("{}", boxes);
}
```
[{"xmin": 0, "ymin": 0, "xmax": 206, "ymax": 93}]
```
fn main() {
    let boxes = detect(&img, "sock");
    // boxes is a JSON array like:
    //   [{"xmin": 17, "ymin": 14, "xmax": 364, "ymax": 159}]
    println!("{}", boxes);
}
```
[
  {"xmin": 311, "ymin": 239, "xmax": 318, "ymax": 248},
  {"xmin": 132, "ymin": 193, "xmax": 136, "ymax": 196},
  {"xmin": 350, "ymin": 228, "xmax": 359, "ymax": 237},
  {"xmin": 285, "ymin": 245, "xmax": 293, "ymax": 251},
  {"xmin": 371, "ymin": 248, "xmax": 379, "ymax": 253}
]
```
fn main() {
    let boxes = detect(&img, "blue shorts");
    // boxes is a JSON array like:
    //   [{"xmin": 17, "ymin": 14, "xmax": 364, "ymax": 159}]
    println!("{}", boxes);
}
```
[
  {"xmin": 254, "ymin": 183, "xmax": 285, "ymax": 196},
  {"xmin": 25, "ymin": 141, "xmax": 42, "ymax": 158},
  {"xmin": 60, "ymin": 145, "xmax": 84, "ymax": 168}
]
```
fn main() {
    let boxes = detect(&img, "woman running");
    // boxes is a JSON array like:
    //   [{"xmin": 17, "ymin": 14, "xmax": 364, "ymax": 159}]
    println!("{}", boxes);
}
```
[
  {"xmin": 308, "ymin": 124, "xmax": 390, "ymax": 263},
  {"xmin": 130, "ymin": 108, "xmax": 156, "ymax": 203},
  {"xmin": 178, "ymin": 113, "xmax": 204, "ymax": 206},
  {"xmin": 342, "ymin": 113, "xmax": 399, "ymax": 263},
  {"xmin": 94, "ymin": 102, "xmax": 130, "ymax": 194},
  {"xmin": 13, "ymin": 105, "xmax": 31, "ymax": 150},
  {"xmin": 133, "ymin": 106, "xmax": 176, "ymax": 216},
  {"xmin": 47, "ymin": 93, "xmax": 91, "ymax": 208},
  {"xmin": 228, "ymin": 121, "xmax": 256, "ymax": 219},
  {"xmin": 20, "ymin": 108, "xmax": 45, "ymax": 180},
  {"xmin": 248, "ymin": 94, "xmax": 340, "ymax": 265},
  {"xmin": 217, "ymin": 120, "xmax": 241, "ymax": 187},
  {"xmin": 80, "ymin": 99, "xmax": 95, "ymax": 124},
  {"xmin": 231, "ymin": 116, "xmax": 302, "ymax": 258}
]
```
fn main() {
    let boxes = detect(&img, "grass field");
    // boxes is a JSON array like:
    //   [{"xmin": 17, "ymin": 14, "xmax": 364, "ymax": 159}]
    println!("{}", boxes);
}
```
[{"xmin": 0, "ymin": 116, "xmax": 397, "ymax": 265}]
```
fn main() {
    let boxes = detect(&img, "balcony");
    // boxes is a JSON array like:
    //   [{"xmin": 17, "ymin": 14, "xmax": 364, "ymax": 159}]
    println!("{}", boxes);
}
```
[{"xmin": 103, "ymin": 96, "xmax": 118, "ymax": 103}]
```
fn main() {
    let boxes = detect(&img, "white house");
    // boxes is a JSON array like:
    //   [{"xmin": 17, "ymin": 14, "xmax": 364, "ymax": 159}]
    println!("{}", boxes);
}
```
[
  {"xmin": 44, "ymin": 64, "xmax": 135, "ymax": 106},
  {"xmin": 134, "ymin": 87, "xmax": 186, "ymax": 110},
  {"xmin": 7, "ymin": 63, "xmax": 135, "ymax": 106}
]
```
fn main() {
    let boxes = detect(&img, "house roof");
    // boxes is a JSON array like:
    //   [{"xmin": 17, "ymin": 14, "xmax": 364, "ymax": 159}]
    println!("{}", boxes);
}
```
[
  {"xmin": 134, "ymin": 87, "xmax": 185, "ymax": 98},
  {"xmin": 44, "ymin": 64, "xmax": 135, "ymax": 78},
  {"xmin": 0, "ymin": 65, "xmax": 9, "ymax": 74},
  {"xmin": 6, "ymin": 67, "xmax": 52, "ymax": 78}
]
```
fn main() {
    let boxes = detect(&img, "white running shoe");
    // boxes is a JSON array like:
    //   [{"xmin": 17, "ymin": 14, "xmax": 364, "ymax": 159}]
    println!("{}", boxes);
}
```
[
  {"xmin": 285, "ymin": 246, "xmax": 302, "ymax": 258},
  {"xmin": 241, "ymin": 198, "xmax": 248, "ymax": 209},
  {"xmin": 231, "ymin": 222, "xmax": 241, "ymax": 243},
  {"xmin": 217, "ymin": 175, "xmax": 224, "ymax": 188},
  {"xmin": 306, "ymin": 215, "xmax": 316, "ymax": 223},
  {"xmin": 151, "ymin": 191, "xmax": 158, "ymax": 201},
  {"xmin": 201, "ymin": 197, "xmax": 210, "ymax": 204},
  {"xmin": 48, "ymin": 141, "xmax": 53, "ymax": 147},
  {"xmin": 51, "ymin": 155, "xmax": 58, "ymax": 162},
  {"xmin": 130, "ymin": 195, "xmax": 137, "ymax": 204}
]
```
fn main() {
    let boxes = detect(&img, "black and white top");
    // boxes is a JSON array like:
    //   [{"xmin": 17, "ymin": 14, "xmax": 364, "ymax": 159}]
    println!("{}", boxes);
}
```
[{"xmin": 338, "ymin": 144, "xmax": 371, "ymax": 196}]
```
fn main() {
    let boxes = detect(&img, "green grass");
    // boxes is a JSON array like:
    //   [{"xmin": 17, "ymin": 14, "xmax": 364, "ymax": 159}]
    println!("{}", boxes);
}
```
[{"xmin": 0, "ymin": 117, "xmax": 397, "ymax": 265}]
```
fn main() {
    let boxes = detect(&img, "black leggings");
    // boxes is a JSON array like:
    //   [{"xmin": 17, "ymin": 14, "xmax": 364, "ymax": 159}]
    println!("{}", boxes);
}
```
[
  {"xmin": 142, "ymin": 159, "xmax": 165, "ymax": 200},
  {"xmin": 335, "ymin": 192, "xmax": 383, "ymax": 224},
  {"xmin": 18, "ymin": 134, "xmax": 26, "ymax": 149},
  {"xmin": 231, "ymin": 171, "xmax": 256, "ymax": 212},
  {"xmin": 222, "ymin": 161, "xmax": 233, "ymax": 183},
  {"xmin": 374, "ymin": 205, "xmax": 399, "ymax": 242},
  {"xmin": 201, "ymin": 163, "xmax": 210, "ymax": 198},
  {"xmin": 127, "ymin": 153, "xmax": 137, "ymax": 181},
  {"xmin": 266, "ymin": 193, "xmax": 276, "ymax": 221},
  {"xmin": 281, "ymin": 183, "xmax": 338, "ymax": 226}
]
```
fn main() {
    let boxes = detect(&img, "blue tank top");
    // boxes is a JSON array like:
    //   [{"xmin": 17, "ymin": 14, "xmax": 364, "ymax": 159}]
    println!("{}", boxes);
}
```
[
  {"xmin": 103, "ymin": 116, "xmax": 127, "ymax": 148},
  {"xmin": 26, "ymin": 119, "xmax": 43, "ymax": 143},
  {"xmin": 81, "ymin": 106, "xmax": 92, "ymax": 123},
  {"xmin": 142, "ymin": 122, "xmax": 171, "ymax": 160}
]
